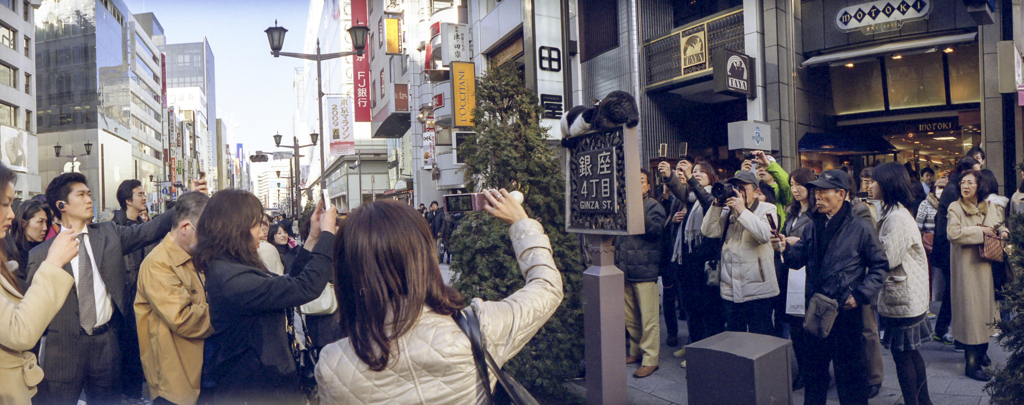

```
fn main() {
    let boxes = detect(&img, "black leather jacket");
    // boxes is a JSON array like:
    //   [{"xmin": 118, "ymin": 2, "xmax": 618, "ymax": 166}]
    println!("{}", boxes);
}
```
[
  {"xmin": 784, "ymin": 202, "xmax": 889, "ymax": 306},
  {"xmin": 614, "ymin": 197, "xmax": 666, "ymax": 282}
]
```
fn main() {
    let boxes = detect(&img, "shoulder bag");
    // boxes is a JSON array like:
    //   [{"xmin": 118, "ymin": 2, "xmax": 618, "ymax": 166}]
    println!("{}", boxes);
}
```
[
  {"xmin": 287, "ymin": 309, "xmax": 319, "ymax": 402},
  {"xmin": 300, "ymin": 283, "xmax": 338, "ymax": 315},
  {"xmin": 453, "ymin": 307, "xmax": 540, "ymax": 405},
  {"xmin": 803, "ymin": 274, "xmax": 857, "ymax": 339},
  {"xmin": 705, "ymin": 216, "xmax": 730, "ymax": 286}
]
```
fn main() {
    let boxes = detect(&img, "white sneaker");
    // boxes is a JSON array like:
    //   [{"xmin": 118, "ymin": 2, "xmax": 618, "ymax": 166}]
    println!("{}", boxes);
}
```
[{"xmin": 680, "ymin": 360, "xmax": 687, "ymax": 368}]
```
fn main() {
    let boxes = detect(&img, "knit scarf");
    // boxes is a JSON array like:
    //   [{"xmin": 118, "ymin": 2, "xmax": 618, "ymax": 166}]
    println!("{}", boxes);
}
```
[
  {"xmin": 673, "ymin": 185, "xmax": 712, "ymax": 263},
  {"xmin": 814, "ymin": 201, "xmax": 850, "ymax": 270}
]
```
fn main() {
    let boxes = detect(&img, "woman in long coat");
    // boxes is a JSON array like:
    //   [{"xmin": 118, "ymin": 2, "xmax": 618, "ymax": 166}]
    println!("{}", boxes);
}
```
[{"xmin": 947, "ymin": 169, "xmax": 1006, "ymax": 382}]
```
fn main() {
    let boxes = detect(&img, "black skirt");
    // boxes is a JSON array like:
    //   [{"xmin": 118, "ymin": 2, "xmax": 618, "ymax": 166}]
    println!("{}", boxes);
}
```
[{"xmin": 881, "ymin": 312, "xmax": 932, "ymax": 351}]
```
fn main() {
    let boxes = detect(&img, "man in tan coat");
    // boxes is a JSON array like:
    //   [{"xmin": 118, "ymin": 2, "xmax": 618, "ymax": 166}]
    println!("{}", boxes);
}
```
[{"xmin": 135, "ymin": 192, "xmax": 212, "ymax": 405}]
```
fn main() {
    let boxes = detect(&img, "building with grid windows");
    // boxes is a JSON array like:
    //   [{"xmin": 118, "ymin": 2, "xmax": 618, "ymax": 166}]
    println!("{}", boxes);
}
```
[{"xmin": 0, "ymin": 0, "xmax": 39, "ymax": 199}]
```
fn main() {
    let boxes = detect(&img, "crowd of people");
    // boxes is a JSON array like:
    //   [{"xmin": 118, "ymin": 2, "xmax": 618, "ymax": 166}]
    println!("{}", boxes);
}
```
[
  {"xmin": 624, "ymin": 146, "xmax": 1009, "ymax": 405},
  {"xmin": 0, "ymin": 165, "xmax": 563, "ymax": 404}
]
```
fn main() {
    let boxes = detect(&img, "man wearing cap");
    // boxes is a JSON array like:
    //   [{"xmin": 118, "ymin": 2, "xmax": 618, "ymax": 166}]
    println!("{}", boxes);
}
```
[
  {"xmin": 776, "ymin": 169, "xmax": 889, "ymax": 405},
  {"xmin": 701, "ymin": 170, "xmax": 779, "ymax": 335}
]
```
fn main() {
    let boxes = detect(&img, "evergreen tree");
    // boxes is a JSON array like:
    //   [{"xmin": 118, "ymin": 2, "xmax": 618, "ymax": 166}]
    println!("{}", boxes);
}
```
[
  {"xmin": 987, "ymin": 163, "xmax": 1024, "ymax": 403},
  {"xmin": 449, "ymin": 63, "xmax": 585, "ymax": 403}
]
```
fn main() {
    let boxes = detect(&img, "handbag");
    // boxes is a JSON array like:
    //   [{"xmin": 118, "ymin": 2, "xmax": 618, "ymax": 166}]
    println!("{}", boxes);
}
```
[
  {"xmin": 880, "ymin": 267, "xmax": 911, "ymax": 308},
  {"xmin": 785, "ymin": 267, "xmax": 806, "ymax": 316},
  {"xmin": 802, "ymin": 293, "xmax": 840, "ymax": 339},
  {"xmin": 453, "ymin": 307, "xmax": 540, "ymax": 405},
  {"xmin": 300, "ymin": 283, "xmax": 338, "ymax": 315},
  {"xmin": 922, "ymin": 232, "xmax": 934, "ymax": 255},
  {"xmin": 287, "ymin": 309, "xmax": 319, "ymax": 402},
  {"xmin": 979, "ymin": 234, "xmax": 1006, "ymax": 263}
]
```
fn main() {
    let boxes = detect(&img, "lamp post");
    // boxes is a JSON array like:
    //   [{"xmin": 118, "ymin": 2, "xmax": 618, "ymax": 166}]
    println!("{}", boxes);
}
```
[
  {"xmin": 274, "ymin": 132, "xmax": 315, "ymax": 218},
  {"xmin": 54, "ymin": 141, "xmax": 93, "ymax": 173},
  {"xmin": 265, "ymin": 20, "xmax": 369, "ymax": 195}
]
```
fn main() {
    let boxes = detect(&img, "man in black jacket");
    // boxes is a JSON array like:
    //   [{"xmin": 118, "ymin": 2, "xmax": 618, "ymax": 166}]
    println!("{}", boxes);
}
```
[
  {"xmin": 778, "ymin": 169, "xmax": 889, "ymax": 405},
  {"xmin": 616, "ymin": 169, "xmax": 666, "ymax": 378},
  {"xmin": 112, "ymin": 179, "xmax": 150, "ymax": 402},
  {"xmin": 657, "ymin": 157, "xmax": 693, "ymax": 348}
]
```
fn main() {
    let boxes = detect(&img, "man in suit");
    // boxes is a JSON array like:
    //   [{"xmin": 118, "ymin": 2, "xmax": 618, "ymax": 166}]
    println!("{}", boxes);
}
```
[
  {"xmin": 25, "ymin": 172, "xmax": 205, "ymax": 404},
  {"xmin": 112, "ymin": 179, "xmax": 149, "ymax": 402}
]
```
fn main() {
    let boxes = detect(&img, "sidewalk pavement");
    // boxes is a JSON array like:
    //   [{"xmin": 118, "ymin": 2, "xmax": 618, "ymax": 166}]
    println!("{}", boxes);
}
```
[{"xmin": 440, "ymin": 265, "xmax": 1004, "ymax": 405}]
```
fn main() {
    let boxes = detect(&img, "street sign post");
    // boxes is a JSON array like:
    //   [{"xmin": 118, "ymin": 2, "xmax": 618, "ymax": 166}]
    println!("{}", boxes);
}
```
[{"xmin": 564, "ymin": 124, "xmax": 642, "ymax": 404}]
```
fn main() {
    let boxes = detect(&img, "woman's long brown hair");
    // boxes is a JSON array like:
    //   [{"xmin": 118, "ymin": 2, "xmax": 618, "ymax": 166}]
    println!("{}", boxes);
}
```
[
  {"xmin": 193, "ymin": 189, "xmax": 266, "ymax": 273},
  {"xmin": 335, "ymin": 200, "xmax": 464, "ymax": 371},
  {"xmin": 0, "ymin": 163, "xmax": 19, "ymax": 290}
]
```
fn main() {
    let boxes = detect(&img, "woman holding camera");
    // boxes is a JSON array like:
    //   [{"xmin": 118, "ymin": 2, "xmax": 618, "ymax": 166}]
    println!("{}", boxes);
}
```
[
  {"xmin": 870, "ymin": 162, "xmax": 933, "ymax": 405},
  {"xmin": 316, "ymin": 191, "xmax": 563, "ymax": 404},
  {"xmin": 0, "ymin": 163, "xmax": 82, "ymax": 404},
  {"xmin": 195, "ymin": 190, "xmax": 337, "ymax": 403}
]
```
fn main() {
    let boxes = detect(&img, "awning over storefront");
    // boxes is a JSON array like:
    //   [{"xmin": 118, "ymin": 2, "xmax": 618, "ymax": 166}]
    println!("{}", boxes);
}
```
[
  {"xmin": 799, "ymin": 132, "xmax": 896, "ymax": 154},
  {"xmin": 802, "ymin": 32, "xmax": 977, "ymax": 67}
]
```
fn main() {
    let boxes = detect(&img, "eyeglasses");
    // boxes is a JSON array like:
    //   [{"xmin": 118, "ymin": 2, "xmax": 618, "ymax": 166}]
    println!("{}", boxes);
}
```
[
  {"xmin": 813, "ymin": 188, "xmax": 837, "ymax": 196},
  {"xmin": 187, "ymin": 223, "xmax": 197, "ymax": 231},
  {"xmin": 960, "ymin": 181, "xmax": 976, "ymax": 187}
]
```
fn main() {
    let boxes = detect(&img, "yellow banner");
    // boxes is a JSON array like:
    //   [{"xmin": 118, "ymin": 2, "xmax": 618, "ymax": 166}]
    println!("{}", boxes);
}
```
[
  {"xmin": 386, "ymin": 18, "xmax": 401, "ymax": 54},
  {"xmin": 452, "ymin": 62, "xmax": 475, "ymax": 127}
]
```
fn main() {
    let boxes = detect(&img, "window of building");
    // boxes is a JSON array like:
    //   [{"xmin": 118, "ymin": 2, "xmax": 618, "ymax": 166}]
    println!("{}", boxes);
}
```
[
  {"xmin": 831, "ymin": 59, "xmax": 885, "ymax": 115},
  {"xmin": 579, "ymin": 0, "xmax": 618, "ymax": 62},
  {"xmin": 23, "ymin": 109, "xmax": 29, "ymax": 130},
  {"xmin": 23, "ymin": 35, "xmax": 28, "ymax": 57},
  {"xmin": 0, "ymin": 25, "xmax": 16, "ymax": 50},
  {"xmin": 0, "ymin": 0, "xmax": 12, "ymax": 11},
  {"xmin": 886, "ymin": 51, "xmax": 946, "ymax": 110},
  {"xmin": 0, "ymin": 103, "xmax": 14, "ymax": 127},
  {"xmin": 0, "ymin": 63, "xmax": 15, "ymax": 88},
  {"xmin": 673, "ymin": 0, "xmax": 742, "ymax": 27},
  {"xmin": 23, "ymin": 72, "xmax": 29, "ymax": 94},
  {"xmin": 23, "ymin": 1, "xmax": 28, "ymax": 21},
  {"xmin": 948, "ymin": 43, "xmax": 980, "ymax": 104}
]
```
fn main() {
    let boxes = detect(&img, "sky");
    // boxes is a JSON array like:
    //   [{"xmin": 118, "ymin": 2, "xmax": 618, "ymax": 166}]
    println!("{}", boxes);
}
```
[{"xmin": 123, "ymin": 0, "xmax": 312, "ymax": 162}]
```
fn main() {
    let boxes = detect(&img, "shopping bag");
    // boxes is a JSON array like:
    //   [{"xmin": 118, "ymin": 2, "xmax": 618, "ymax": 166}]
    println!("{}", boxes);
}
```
[{"xmin": 785, "ymin": 267, "xmax": 806, "ymax": 316}]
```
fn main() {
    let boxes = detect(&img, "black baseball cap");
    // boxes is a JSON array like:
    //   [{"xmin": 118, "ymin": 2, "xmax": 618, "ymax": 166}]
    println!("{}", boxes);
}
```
[
  {"xmin": 806, "ymin": 169, "xmax": 851, "ymax": 190},
  {"xmin": 727, "ymin": 171, "xmax": 760, "ymax": 187}
]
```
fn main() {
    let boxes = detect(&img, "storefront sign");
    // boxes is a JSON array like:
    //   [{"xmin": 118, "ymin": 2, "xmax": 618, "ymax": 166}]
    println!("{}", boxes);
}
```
[
  {"xmin": 433, "ymin": 83, "xmax": 452, "ymax": 119},
  {"xmin": 713, "ymin": 49, "xmax": 756, "ymax": 99},
  {"xmin": 423, "ymin": 129, "xmax": 436, "ymax": 169},
  {"xmin": 352, "ymin": 1, "xmax": 370, "ymax": 122},
  {"xmin": 488, "ymin": 35, "xmax": 523, "ymax": 67},
  {"xmin": 644, "ymin": 10, "xmax": 743, "ymax": 90},
  {"xmin": 382, "ymin": 0, "xmax": 403, "ymax": 14},
  {"xmin": 432, "ymin": 93, "xmax": 444, "ymax": 108},
  {"xmin": 917, "ymin": 120, "xmax": 956, "ymax": 132},
  {"xmin": 440, "ymin": 23, "xmax": 469, "ymax": 66},
  {"xmin": 727, "ymin": 120, "xmax": 774, "ymax": 151},
  {"xmin": 385, "ymin": 17, "xmax": 402, "ymax": 54},
  {"xmin": 565, "ymin": 125, "xmax": 643, "ymax": 235},
  {"xmin": 836, "ymin": 0, "xmax": 931, "ymax": 32},
  {"xmin": 327, "ymin": 96, "xmax": 355, "ymax": 157},
  {"xmin": 160, "ymin": 53, "xmax": 167, "ymax": 108},
  {"xmin": 452, "ymin": 62, "xmax": 475, "ymax": 127},
  {"xmin": 394, "ymin": 83, "xmax": 409, "ymax": 112}
]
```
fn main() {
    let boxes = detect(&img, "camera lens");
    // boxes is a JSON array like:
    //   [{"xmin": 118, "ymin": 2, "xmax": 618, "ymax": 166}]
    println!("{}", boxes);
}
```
[{"xmin": 711, "ymin": 182, "xmax": 735, "ymax": 204}]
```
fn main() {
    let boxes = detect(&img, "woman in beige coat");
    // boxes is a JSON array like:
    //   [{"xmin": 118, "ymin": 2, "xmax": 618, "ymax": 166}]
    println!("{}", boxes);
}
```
[
  {"xmin": 0, "ymin": 163, "xmax": 82, "ymax": 404},
  {"xmin": 947, "ymin": 169, "xmax": 1007, "ymax": 382}
]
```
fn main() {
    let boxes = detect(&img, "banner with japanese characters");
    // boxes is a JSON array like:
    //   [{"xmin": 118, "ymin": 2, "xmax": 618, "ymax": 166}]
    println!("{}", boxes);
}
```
[
  {"xmin": 327, "ymin": 96, "xmax": 355, "ymax": 158},
  {"xmin": 353, "ymin": 0, "xmax": 371, "ymax": 122}
]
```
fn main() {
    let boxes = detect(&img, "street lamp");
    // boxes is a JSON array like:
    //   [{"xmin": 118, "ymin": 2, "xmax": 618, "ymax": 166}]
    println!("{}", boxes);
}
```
[
  {"xmin": 271, "ymin": 133, "xmax": 314, "ymax": 219},
  {"xmin": 264, "ymin": 20, "xmax": 369, "ymax": 196}
]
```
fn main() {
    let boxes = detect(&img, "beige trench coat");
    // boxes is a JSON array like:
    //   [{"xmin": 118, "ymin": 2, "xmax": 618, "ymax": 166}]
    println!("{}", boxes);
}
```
[
  {"xmin": 946, "ymin": 199, "xmax": 1005, "ymax": 345},
  {"xmin": 0, "ymin": 262, "xmax": 74, "ymax": 405}
]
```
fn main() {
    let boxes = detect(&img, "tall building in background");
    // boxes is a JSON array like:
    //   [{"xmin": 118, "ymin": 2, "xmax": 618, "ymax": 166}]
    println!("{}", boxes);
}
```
[
  {"xmin": 0, "ymin": 0, "xmax": 40, "ymax": 199},
  {"xmin": 161, "ymin": 39, "xmax": 216, "ymax": 190},
  {"xmin": 36, "ymin": 0, "xmax": 165, "ymax": 213}
]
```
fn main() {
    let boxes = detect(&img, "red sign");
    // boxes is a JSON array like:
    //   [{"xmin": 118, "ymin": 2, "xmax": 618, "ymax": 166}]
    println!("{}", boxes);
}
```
[
  {"xmin": 432, "ymin": 93, "xmax": 444, "ymax": 108},
  {"xmin": 395, "ymin": 84, "xmax": 409, "ymax": 112},
  {"xmin": 161, "ymin": 53, "xmax": 167, "ymax": 108},
  {"xmin": 353, "ymin": 0, "xmax": 371, "ymax": 122}
]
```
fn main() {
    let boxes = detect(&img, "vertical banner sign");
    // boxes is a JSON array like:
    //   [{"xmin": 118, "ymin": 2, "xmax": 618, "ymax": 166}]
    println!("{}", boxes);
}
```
[
  {"xmin": 328, "ymin": 96, "xmax": 356, "ymax": 157},
  {"xmin": 394, "ymin": 84, "xmax": 409, "ymax": 112},
  {"xmin": 440, "ymin": 23, "xmax": 469, "ymax": 66},
  {"xmin": 534, "ymin": 0, "xmax": 564, "ymax": 140},
  {"xmin": 385, "ymin": 17, "xmax": 402, "ymax": 54},
  {"xmin": 160, "ymin": 53, "xmax": 167, "ymax": 108},
  {"xmin": 451, "ymin": 61, "xmax": 476, "ymax": 127},
  {"xmin": 423, "ymin": 129, "xmax": 436, "ymax": 169},
  {"xmin": 353, "ymin": 0, "xmax": 371, "ymax": 122}
]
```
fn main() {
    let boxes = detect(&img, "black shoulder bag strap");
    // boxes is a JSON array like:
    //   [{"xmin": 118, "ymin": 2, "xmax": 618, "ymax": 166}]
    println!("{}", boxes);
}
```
[{"xmin": 453, "ymin": 307, "xmax": 540, "ymax": 405}]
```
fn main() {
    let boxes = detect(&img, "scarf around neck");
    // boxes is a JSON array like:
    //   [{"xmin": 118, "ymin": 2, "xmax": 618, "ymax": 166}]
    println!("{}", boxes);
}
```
[{"xmin": 674, "ymin": 185, "xmax": 712, "ymax": 263}]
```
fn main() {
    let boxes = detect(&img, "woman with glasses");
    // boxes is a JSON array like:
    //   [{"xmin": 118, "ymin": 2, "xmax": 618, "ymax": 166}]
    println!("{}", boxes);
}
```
[{"xmin": 947, "ymin": 169, "xmax": 1006, "ymax": 381}]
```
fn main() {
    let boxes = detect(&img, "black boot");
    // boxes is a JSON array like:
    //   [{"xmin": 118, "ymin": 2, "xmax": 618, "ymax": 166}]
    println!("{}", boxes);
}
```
[
  {"xmin": 980, "ymin": 343, "xmax": 992, "ymax": 367},
  {"xmin": 965, "ymin": 345, "xmax": 991, "ymax": 382}
]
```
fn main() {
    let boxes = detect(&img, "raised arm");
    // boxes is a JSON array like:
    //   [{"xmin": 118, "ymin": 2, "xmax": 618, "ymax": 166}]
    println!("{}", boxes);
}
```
[
  {"xmin": 220, "ymin": 233, "xmax": 335, "ymax": 314},
  {"xmin": 767, "ymin": 162, "xmax": 793, "ymax": 207},
  {"xmin": 687, "ymin": 177, "xmax": 715, "ymax": 211},
  {"xmin": 0, "ymin": 262, "xmax": 74, "ymax": 350},
  {"xmin": 736, "ymin": 207, "xmax": 772, "ymax": 245},
  {"xmin": 115, "ymin": 207, "xmax": 176, "ymax": 254},
  {"xmin": 701, "ymin": 205, "xmax": 727, "ymax": 239},
  {"xmin": 474, "ymin": 219, "xmax": 563, "ymax": 367}
]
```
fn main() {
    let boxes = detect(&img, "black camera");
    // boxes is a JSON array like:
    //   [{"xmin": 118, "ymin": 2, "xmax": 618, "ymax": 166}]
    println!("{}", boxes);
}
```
[
  {"xmin": 743, "ymin": 153, "xmax": 757, "ymax": 160},
  {"xmin": 711, "ymin": 182, "xmax": 738, "ymax": 205}
]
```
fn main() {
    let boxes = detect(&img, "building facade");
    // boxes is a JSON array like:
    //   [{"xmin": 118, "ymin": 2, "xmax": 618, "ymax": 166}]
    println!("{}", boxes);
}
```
[
  {"xmin": 36, "ymin": 0, "xmax": 166, "ymax": 213},
  {"xmin": 162, "ymin": 39, "xmax": 217, "ymax": 190},
  {"xmin": 0, "ymin": 0, "xmax": 40, "ymax": 199}
]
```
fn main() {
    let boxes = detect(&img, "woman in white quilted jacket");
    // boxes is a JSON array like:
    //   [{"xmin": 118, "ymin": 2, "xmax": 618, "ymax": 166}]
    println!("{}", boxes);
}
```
[
  {"xmin": 316, "ymin": 189, "xmax": 563, "ymax": 404},
  {"xmin": 869, "ymin": 162, "xmax": 933, "ymax": 405}
]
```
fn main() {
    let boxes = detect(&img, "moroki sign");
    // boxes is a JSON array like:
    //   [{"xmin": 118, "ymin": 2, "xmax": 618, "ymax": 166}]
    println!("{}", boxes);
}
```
[{"xmin": 836, "ymin": 0, "xmax": 931, "ymax": 32}]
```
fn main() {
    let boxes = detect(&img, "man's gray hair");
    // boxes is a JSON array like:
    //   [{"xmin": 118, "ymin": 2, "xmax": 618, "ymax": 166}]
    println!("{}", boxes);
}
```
[{"xmin": 173, "ymin": 192, "xmax": 210, "ymax": 226}]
